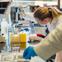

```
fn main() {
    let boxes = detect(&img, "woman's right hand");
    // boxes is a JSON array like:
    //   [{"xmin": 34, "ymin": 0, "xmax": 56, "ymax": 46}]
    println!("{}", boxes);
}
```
[{"xmin": 29, "ymin": 36, "xmax": 42, "ymax": 42}]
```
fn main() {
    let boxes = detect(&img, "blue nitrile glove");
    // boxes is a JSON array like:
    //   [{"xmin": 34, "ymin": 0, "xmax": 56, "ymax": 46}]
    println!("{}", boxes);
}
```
[{"xmin": 23, "ymin": 46, "xmax": 37, "ymax": 59}]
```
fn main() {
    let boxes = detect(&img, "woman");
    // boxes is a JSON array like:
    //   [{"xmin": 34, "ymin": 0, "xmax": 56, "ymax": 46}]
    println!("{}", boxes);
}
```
[
  {"xmin": 23, "ymin": 7, "xmax": 62, "ymax": 62},
  {"xmin": 33, "ymin": 7, "xmax": 62, "ymax": 62},
  {"xmin": 32, "ymin": 7, "xmax": 62, "ymax": 62}
]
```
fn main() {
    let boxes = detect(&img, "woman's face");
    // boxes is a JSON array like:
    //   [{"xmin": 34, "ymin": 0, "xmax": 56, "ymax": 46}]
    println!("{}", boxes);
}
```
[{"xmin": 35, "ymin": 18, "xmax": 50, "ymax": 25}]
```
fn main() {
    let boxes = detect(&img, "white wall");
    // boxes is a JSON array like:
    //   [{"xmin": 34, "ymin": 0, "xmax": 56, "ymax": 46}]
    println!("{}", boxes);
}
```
[
  {"xmin": 12, "ymin": 0, "xmax": 58, "ymax": 1},
  {"xmin": 0, "ymin": 0, "xmax": 11, "ymax": 2},
  {"xmin": 35, "ymin": 1, "xmax": 58, "ymax": 6}
]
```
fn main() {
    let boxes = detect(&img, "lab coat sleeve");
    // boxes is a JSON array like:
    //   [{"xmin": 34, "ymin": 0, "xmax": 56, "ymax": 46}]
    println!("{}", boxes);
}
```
[{"xmin": 34, "ymin": 23, "xmax": 62, "ymax": 60}]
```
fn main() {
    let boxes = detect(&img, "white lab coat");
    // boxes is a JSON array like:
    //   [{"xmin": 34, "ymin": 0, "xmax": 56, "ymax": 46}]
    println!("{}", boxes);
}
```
[
  {"xmin": 34, "ymin": 15, "xmax": 62, "ymax": 61},
  {"xmin": 48, "ymin": 16, "xmax": 62, "ymax": 62},
  {"xmin": 47, "ymin": 16, "xmax": 62, "ymax": 32}
]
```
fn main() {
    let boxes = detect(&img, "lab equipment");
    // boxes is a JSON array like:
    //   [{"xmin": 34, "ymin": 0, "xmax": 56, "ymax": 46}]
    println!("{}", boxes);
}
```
[
  {"xmin": 10, "ymin": 33, "xmax": 20, "ymax": 52},
  {"xmin": 19, "ymin": 32, "xmax": 27, "ymax": 49},
  {"xmin": 10, "ymin": 32, "xmax": 27, "ymax": 51},
  {"xmin": 19, "ymin": 32, "xmax": 26, "ymax": 43},
  {"xmin": 28, "ymin": 33, "xmax": 45, "ymax": 44},
  {"xmin": 1, "ymin": 18, "xmax": 8, "ymax": 37},
  {"xmin": 37, "ymin": 34, "xmax": 45, "ymax": 38},
  {"xmin": 10, "ymin": 34, "xmax": 19, "ymax": 43},
  {"xmin": 33, "ymin": 24, "xmax": 47, "ymax": 36},
  {"xmin": 0, "ymin": 51, "xmax": 30, "ymax": 62},
  {"xmin": 23, "ymin": 46, "xmax": 37, "ymax": 59},
  {"xmin": 28, "ymin": 40, "xmax": 40, "ymax": 44},
  {"xmin": 6, "ymin": 25, "xmax": 11, "ymax": 52},
  {"xmin": 0, "ymin": 35, "xmax": 5, "ymax": 52}
]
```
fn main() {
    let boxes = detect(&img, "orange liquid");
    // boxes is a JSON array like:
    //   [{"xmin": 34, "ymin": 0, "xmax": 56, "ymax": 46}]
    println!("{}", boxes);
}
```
[
  {"xmin": 10, "ymin": 33, "xmax": 26, "ymax": 49},
  {"xmin": 19, "ymin": 33, "xmax": 26, "ymax": 42},
  {"xmin": 20, "ymin": 42, "xmax": 26, "ymax": 49},
  {"xmin": 19, "ymin": 33, "xmax": 26, "ymax": 49}
]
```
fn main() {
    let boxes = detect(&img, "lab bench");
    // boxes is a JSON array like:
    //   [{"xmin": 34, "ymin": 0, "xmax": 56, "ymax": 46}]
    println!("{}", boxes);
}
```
[{"xmin": 0, "ymin": 51, "xmax": 45, "ymax": 62}]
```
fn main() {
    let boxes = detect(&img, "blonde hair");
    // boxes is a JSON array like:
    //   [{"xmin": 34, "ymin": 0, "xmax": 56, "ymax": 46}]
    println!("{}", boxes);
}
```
[
  {"xmin": 49, "ymin": 7, "xmax": 62, "ymax": 17},
  {"xmin": 34, "ymin": 7, "xmax": 62, "ymax": 23}
]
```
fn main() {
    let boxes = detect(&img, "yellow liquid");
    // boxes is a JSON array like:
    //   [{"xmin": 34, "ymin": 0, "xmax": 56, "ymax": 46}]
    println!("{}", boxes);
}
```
[
  {"xmin": 10, "ymin": 34, "xmax": 19, "ymax": 43},
  {"xmin": 10, "ymin": 33, "xmax": 26, "ymax": 49},
  {"xmin": 19, "ymin": 33, "xmax": 26, "ymax": 42},
  {"xmin": 19, "ymin": 33, "xmax": 26, "ymax": 49},
  {"xmin": 20, "ymin": 42, "xmax": 26, "ymax": 49}
]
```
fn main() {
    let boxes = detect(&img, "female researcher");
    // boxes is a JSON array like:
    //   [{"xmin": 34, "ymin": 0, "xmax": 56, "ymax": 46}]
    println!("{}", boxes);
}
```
[
  {"xmin": 23, "ymin": 7, "xmax": 62, "ymax": 61},
  {"xmin": 33, "ymin": 7, "xmax": 62, "ymax": 62}
]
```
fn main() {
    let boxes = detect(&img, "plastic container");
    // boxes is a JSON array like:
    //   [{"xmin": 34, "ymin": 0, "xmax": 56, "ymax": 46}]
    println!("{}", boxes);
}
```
[
  {"xmin": 19, "ymin": 32, "xmax": 26, "ymax": 42},
  {"xmin": 19, "ymin": 32, "xmax": 27, "ymax": 49}
]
